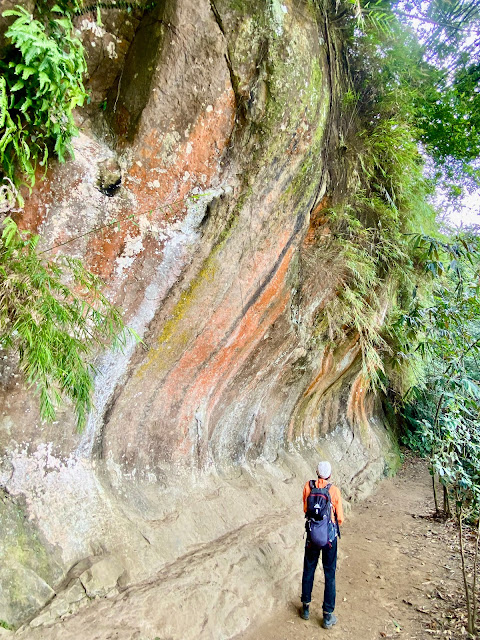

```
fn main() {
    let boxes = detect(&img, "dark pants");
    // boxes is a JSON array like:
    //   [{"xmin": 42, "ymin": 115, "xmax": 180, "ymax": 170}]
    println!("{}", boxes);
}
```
[{"xmin": 301, "ymin": 537, "xmax": 337, "ymax": 613}]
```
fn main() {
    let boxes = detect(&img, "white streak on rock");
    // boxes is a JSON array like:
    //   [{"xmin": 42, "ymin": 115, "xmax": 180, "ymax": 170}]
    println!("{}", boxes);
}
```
[{"xmin": 77, "ymin": 189, "xmax": 229, "ymax": 459}]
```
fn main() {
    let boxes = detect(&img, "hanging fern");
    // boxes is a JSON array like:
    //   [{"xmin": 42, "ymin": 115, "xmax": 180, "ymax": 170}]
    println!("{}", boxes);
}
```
[{"xmin": 0, "ymin": 5, "xmax": 87, "ymax": 200}]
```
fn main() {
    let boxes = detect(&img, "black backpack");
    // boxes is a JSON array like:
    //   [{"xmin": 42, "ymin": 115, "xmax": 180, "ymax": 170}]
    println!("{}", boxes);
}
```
[{"xmin": 305, "ymin": 480, "xmax": 335, "ymax": 548}]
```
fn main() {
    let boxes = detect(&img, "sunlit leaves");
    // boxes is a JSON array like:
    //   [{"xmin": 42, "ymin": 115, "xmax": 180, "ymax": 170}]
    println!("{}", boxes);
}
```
[{"xmin": 392, "ymin": 0, "xmax": 480, "ymax": 193}]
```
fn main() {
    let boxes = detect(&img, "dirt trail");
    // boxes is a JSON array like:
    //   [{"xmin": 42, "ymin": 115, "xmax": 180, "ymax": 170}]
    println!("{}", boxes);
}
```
[
  {"xmin": 12, "ymin": 456, "xmax": 470, "ymax": 640},
  {"xmin": 236, "ymin": 456, "xmax": 467, "ymax": 640}
]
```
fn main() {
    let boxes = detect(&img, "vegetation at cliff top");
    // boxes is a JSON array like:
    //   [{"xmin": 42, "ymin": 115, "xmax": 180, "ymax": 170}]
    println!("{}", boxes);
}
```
[
  {"xmin": 315, "ymin": 0, "xmax": 439, "ymax": 387},
  {"xmin": 314, "ymin": 0, "xmax": 480, "ymax": 388}
]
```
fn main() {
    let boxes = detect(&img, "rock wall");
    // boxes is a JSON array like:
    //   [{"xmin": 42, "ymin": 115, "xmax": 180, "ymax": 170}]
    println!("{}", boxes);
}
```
[{"xmin": 0, "ymin": 0, "xmax": 400, "ymax": 635}]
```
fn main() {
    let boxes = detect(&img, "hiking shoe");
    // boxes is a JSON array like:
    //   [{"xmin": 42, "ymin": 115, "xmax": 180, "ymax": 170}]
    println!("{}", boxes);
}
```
[
  {"xmin": 322, "ymin": 612, "xmax": 337, "ymax": 629},
  {"xmin": 300, "ymin": 603, "xmax": 310, "ymax": 620}
]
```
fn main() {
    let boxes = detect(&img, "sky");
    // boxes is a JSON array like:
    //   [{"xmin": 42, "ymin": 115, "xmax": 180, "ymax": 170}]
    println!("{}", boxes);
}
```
[{"xmin": 444, "ymin": 193, "xmax": 480, "ymax": 229}]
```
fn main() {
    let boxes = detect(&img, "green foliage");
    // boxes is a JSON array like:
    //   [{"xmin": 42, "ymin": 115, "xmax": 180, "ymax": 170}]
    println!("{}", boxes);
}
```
[
  {"xmin": 354, "ymin": 0, "xmax": 395, "ymax": 34},
  {"xmin": 0, "ymin": 4, "xmax": 87, "ymax": 198},
  {"xmin": 73, "ymin": 0, "xmax": 157, "ymax": 14},
  {"xmin": 395, "ymin": 0, "xmax": 480, "ymax": 67},
  {"xmin": 399, "ymin": 415, "xmax": 434, "ymax": 458},
  {"xmin": 315, "ymin": 0, "xmax": 480, "ymax": 395},
  {"xmin": 419, "ymin": 64, "xmax": 480, "ymax": 163},
  {"xmin": 0, "ymin": 218, "xmax": 137, "ymax": 430},
  {"xmin": 311, "ymin": 0, "xmax": 480, "ymax": 399},
  {"xmin": 315, "ymin": 231, "xmax": 391, "ymax": 385},
  {"xmin": 32, "ymin": 0, "xmax": 157, "ymax": 17},
  {"xmin": 415, "ymin": 62, "xmax": 480, "ymax": 194},
  {"xmin": 397, "ymin": 233, "xmax": 480, "ymax": 633},
  {"xmin": 393, "ymin": 0, "xmax": 480, "ymax": 194},
  {"xmin": 349, "ymin": 0, "xmax": 480, "ymax": 196},
  {"xmin": 313, "ymin": 6, "xmax": 437, "ymax": 389},
  {"xmin": 398, "ymin": 233, "xmax": 480, "ymax": 491},
  {"xmin": 0, "ymin": 620, "xmax": 13, "ymax": 630}
]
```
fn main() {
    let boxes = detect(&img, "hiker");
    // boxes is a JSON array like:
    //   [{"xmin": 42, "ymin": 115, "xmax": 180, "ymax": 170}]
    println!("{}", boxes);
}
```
[{"xmin": 300, "ymin": 460, "xmax": 344, "ymax": 629}]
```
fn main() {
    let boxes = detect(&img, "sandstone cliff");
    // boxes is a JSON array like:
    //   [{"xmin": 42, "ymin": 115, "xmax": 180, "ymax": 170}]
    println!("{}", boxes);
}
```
[{"xmin": 0, "ymin": 0, "xmax": 399, "ymax": 635}]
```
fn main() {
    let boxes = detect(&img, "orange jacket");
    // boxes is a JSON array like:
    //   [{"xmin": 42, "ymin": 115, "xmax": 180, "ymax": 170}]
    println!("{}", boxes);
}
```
[{"xmin": 303, "ymin": 478, "xmax": 344, "ymax": 526}]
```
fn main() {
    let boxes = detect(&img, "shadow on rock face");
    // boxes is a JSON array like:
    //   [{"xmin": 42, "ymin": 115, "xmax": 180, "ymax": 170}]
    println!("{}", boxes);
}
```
[{"xmin": 97, "ymin": 158, "xmax": 122, "ymax": 197}]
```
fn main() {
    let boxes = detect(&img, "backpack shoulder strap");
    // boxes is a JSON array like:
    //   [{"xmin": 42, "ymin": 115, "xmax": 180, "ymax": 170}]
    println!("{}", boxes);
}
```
[
  {"xmin": 309, "ymin": 479, "xmax": 316, "ymax": 490},
  {"xmin": 326, "ymin": 483, "xmax": 338, "ymax": 520}
]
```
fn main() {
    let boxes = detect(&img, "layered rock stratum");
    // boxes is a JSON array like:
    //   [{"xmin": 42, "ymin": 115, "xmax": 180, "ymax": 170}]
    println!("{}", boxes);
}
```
[{"xmin": 0, "ymin": 0, "xmax": 399, "ymax": 635}]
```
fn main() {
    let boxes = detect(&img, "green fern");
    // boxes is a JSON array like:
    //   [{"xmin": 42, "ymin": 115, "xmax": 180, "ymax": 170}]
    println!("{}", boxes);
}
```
[
  {"xmin": 311, "ymin": 6, "xmax": 440, "ymax": 392},
  {"xmin": 0, "ymin": 5, "xmax": 87, "ymax": 200}
]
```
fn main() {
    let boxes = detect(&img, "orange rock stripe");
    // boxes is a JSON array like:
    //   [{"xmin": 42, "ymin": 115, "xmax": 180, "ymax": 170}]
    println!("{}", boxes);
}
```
[{"xmin": 173, "ymin": 245, "xmax": 295, "ymax": 448}]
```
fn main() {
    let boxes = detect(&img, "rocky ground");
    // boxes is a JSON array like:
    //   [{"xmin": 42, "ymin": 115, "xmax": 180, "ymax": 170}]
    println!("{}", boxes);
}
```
[
  {"xmin": 236, "ymin": 455, "xmax": 475, "ymax": 640},
  {"xmin": 3, "ymin": 455, "xmax": 476, "ymax": 640}
]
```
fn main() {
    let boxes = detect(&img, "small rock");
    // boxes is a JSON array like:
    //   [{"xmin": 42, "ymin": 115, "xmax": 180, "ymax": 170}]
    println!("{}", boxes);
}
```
[
  {"xmin": 79, "ymin": 556, "xmax": 125, "ymax": 598},
  {"xmin": 48, "ymin": 597, "xmax": 70, "ymax": 618},
  {"xmin": 97, "ymin": 158, "xmax": 122, "ymax": 197},
  {"xmin": 63, "ymin": 580, "xmax": 87, "ymax": 605},
  {"xmin": 30, "ymin": 610, "xmax": 54, "ymax": 628}
]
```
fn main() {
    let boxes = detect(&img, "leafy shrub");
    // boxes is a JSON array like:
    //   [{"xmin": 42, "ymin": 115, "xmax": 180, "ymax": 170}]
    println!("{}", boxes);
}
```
[
  {"xmin": 0, "ymin": 4, "xmax": 87, "ymax": 198},
  {"xmin": 398, "ymin": 236, "xmax": 480, "ymax": 634},
  {"xmin": 310, "ymin": 3, "xmax": 445, "ymax": 391}
]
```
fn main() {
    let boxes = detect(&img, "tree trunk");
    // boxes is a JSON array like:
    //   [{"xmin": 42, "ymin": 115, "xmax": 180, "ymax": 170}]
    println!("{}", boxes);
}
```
[
  {"xmin": 458, "ymin": 503, "xmax": 474, "ymax": 634},
  {"xmin": 472, "ymin": 512, "xmax": 480, "ymax": 635},
  {"xmin": 443, "ymin": 485, "xmax": 451, "ymax": 517},
  {"xmin": 432, "ymin": 471, "xmax": 439, "ymax": 513}
]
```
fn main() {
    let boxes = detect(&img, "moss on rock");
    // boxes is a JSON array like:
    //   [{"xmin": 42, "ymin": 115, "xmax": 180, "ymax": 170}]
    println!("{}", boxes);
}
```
[{"xmin": 0, "ymin": 493, "xmax": 63, "ymax": 627}]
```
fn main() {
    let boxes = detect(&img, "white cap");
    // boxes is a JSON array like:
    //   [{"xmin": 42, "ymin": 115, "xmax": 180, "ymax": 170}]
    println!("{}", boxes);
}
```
[{"xmin": 317, "ymin": 461, "xmax": 332, "ymax": 479}]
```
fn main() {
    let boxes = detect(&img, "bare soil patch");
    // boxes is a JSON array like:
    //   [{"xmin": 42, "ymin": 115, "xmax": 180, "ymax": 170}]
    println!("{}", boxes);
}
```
[{"xmin": 236, "ymin": 455, "xmax": 473, "ymax": 640}]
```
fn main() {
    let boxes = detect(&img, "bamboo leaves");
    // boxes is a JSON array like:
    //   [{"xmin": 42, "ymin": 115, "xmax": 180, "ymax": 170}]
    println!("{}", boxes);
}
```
[{"xmin": 0, "ymin": 218, "xmax": 138, "ymax": 430}]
